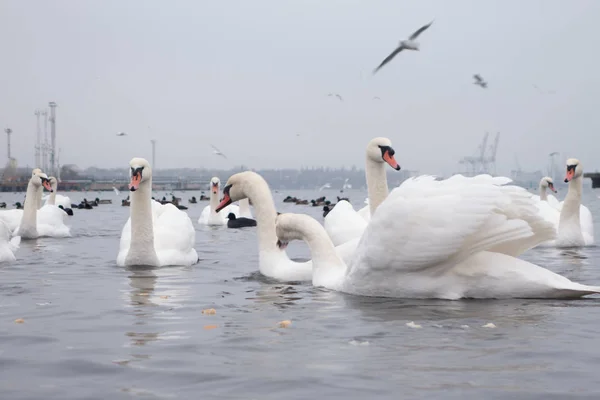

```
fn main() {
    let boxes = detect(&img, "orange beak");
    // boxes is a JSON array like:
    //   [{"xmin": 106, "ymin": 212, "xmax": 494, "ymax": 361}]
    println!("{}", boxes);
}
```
[
  {"xmin": 129, "ymin": 172, "xmax": 142, "ymax": 191},
  {"xmin": 211, "ymin": 183, "xmax": 218, "ymax": 194},
  {"xmin": 215, "ymin": 193, "xmax": 232, "ymax": 213},
  {"xmin": 564, "ymin": 169, "xmax": 575, "ymax": 183},
  {"xmin": 383, "ymin": 150, "xmax": 401, "ymax": 170},
  {"xmin": 42, "ymin": 180, "xmax": 53, "ymax": 192},
  {"xmin": 548, "ymin": 183, "xmax": 557, "ymax": 193}
]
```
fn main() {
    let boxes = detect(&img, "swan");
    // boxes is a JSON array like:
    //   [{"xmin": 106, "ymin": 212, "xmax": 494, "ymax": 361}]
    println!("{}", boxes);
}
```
[
  {"xmin": 324, "ymin": 137, "xmax": 401, "ymax": 246},
  {"xmin": 117, "ymin": 158, "xmax": 198, "ymax": 267},
  {"xmin": 0, "ymin": 219, "xmax": 20, "ymax": 263},
  {"xmin": 214, "ymin": 171, "xmax": 358, "ymax": 281},
  {"xmin": 274, "ymin": 176, "xmax": 600, "ymax": 299},
  {"xmin": 0, "ymin": 171, "xmax": 71, "ymax": 239},
  {"xmin": 198, "ymin": 177, "xmax": 240, "ymax": 226},
  {"xmin": 43, "ymin": 177, "xmax": 74, "ymax": 214},
  {"xmin": 555, "ymin": 159, "xmax": 594, "ymax": 247}
]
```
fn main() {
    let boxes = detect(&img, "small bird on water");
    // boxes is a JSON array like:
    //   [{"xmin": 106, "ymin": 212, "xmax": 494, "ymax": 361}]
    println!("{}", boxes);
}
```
[{"xmin": 373, "ymin": 19, "xmax": 434, "ymax": 75}]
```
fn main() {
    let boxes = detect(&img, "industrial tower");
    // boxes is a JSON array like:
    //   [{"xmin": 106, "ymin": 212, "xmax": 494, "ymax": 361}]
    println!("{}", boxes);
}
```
[
  {"xmin": 151, "ymin": 140, "xmax": 156, "ymax": 170},
  {"xmin": 458, "ymin": 132, "xmax": 500, "ymax": 176},
  {"xmin": 49, "ymin": 102, "xmax": 57, "ymax": 176}
]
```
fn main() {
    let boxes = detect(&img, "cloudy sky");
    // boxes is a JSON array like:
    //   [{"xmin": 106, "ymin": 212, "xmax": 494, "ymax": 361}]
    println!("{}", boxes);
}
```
[{"xmin": 1, "ymin": 0, "xmax": 599, "ymax": 176}]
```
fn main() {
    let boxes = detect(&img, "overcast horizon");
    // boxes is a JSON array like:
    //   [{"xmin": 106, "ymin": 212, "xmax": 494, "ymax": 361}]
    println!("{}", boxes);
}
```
[{"xmin": 1, "ymin": 0, "xmax": 599, "ymax": 176}]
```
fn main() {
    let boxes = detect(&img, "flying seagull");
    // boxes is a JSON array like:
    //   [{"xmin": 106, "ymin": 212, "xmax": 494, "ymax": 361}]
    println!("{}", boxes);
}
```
[
  {"xmin": 211, "ymin": 144, "xmax": 227, "ymax": 159},
  {"xmin": 373, "ymin": 96, "xmax": 381, "ymax": 100},
  {"xmin": 373, "ymin": 19, "xmax": 434, "ymax": 74},
  {"xmin": 327, "ymin": 93, "xmax": 343, "ymax": 101},
  {"xmin": 116, "ymin": 132, "xmax": 127, "ymax": 136},
  {"xmin": 473, "ymin": 74, "xmax": 488, "ymax": 88}
]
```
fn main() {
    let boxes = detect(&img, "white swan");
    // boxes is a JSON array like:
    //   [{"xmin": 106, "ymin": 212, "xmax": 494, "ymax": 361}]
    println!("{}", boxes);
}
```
[
  {"xmin": 198, "ymin": 177, "xmax": 240, "ymax": 226},
  {"xmin": 1, "ymin": 171, "xmax": 71, "ymax": 239},
  {"xmin": 274, "ymin": 176, "xmax": 600, "ymax": 299},
  {"xmin": 555, "ymin": 159, "xmax": 594, "ymax": 247},
  {"xmin": 43, "ymin": 177, "xmax": 73, "ymax": 209},
  {"xmin": 117, "ymin": 158, "xmax": 198, "ymax": 267},
  {"xmin": 238, "ymin": 198, "xmax": 253, "ymax": 219},
  {"xmin": 324, "ymin": 137, "xmax": 401, "ymax": 246},
  {"xmin": 0, "ymin": 219, "xmax": 20, "ymax": 263},
  {"xmin": 214, "ymin": 171, "xmax": 357, "ymax": 281}
]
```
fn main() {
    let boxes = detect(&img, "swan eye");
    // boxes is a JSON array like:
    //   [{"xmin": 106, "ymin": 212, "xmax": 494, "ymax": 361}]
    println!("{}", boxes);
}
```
[
  {"xmin": 223, "ymin": 184, "xmax": 232, "ymax": 195},
  {"xmin": 378, "ymin": 145, "xmax": 395, "ymax": 157},
  {"xmin": 131, "ymin": 167, "xmax": 144, "ymax": 178},
  {"xmin": 566, "ymin": 165, "xmax": 576, "ymax": 171}
]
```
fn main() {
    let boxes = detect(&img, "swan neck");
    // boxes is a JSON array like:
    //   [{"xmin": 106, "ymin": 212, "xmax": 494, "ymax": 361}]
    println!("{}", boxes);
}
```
[
  {"xmin": 210, "ymin": 185, "xmax": 219, "ymax": 215},
  {"xmin": 366, "ymin": 158, "xmax": 388, "ymax": 216},
  {"xmin": 48, "ymin": 186, "xmax": 57, "ymax": 205},
  {"xmin": 20, "ymin": 180, "xmax": 40, "ymax": 236},
  {"xmin": 128, "ymin": 178, "xmax": 159, "ymax": 264},
  {"xmin": 244, "ymin": 178, "xmax": 280, "ymax": 256},
  {"xmin": 559, "ymin": 176, "xmax": 582, "ymax": 230},
  {"xmin": 539, "ymin": 184, "xmax": 547, "ymax": 201},
  {"xmin": 302, "ymin": 218, "xmax": 343, "ymax": 268}
]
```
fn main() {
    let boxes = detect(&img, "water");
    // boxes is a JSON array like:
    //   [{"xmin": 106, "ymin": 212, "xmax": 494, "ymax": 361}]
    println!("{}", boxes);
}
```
[{"xmin": 2, "ymin": 188, "xmax": 600, "ymax": 399}]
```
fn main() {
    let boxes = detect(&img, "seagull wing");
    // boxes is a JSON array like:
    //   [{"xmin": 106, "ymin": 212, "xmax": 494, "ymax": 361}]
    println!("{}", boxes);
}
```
[
  {"xmin": 336, "ymin": 94, "xmax": 343, "ymax": 101},
  {"xmin": 408, "ymin": 19, "xmax": 434, "ymax": 40},
  {"xmin": 210, "ymin": 144, "xmax": 222, "ymax": 153},
  {"xmin": 373, "ymin": 46, "xmax": 404, "ymax": 74},
  {"xmin": 474, "ymin": 74, "xmax": 482, "ymax": 82}
]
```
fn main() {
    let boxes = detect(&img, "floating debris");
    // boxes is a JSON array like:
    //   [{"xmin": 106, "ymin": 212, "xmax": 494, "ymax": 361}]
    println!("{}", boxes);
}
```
[
  {"xmin": 159, "ymin": 295, "xmax": 169, "ymax": 299},
  {"xmin": 278, "ymin": 320, "xmax": 292, "ymax": 328},
  {"xmin": 406, "ymin": 321, "xmax": 422, "ymax": 329},
  {"xmin": 460, "ymin": 325, "xmax": 470, "ymax": 329},
  {"xmin": 202, "ymin": 308, "xmax": 216, "ymax": 315},
  {"xmin": 14, "ymin": 318, "xmax": 25, "ymax": 324},
  {"xmin": 482, "ymin": 323, "xmax": 496, "ymax": 328},
  {"xmin": 203, "ymin": 324, "xmax": 218, "ymax": 330},
  {"xmin": 348, "ymin": 340, "xmax": 370, "ymax": 346}
]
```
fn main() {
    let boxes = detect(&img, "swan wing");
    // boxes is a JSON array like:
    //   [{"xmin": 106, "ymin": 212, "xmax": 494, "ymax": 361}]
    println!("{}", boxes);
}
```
[
  {"xmin": 547, "ymin": 194, "xmax": 561, "ymax": 210},
  {"xmin": 36, "ymin": 205, "xmax": 71, "ymax": 237},
  {"xmin": 323, "ymin": 200, "xmax": 367, "ymax": 246},
  {"xmin": 580, "ymin": 204, "xmax": 594, "ymax": 245},
  {"xmin": 349, "ymin": 175, "xmax": 554, "ymax": 277},
  {"xmin": 0, "ymin": 210, "xmax": 23, "ymax": 232},
  {"xmin": 154, "ymin": 202, "xmax": 198, "ymax": 266}
]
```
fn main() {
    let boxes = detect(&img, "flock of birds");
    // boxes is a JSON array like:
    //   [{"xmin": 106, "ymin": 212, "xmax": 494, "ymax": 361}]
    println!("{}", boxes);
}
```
[{"xmin": 0, "ymin": 136, "xmax": 597, "ymax": 300}]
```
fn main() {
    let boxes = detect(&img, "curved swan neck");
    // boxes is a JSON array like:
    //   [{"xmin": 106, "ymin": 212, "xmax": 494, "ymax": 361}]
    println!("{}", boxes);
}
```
[
  {"xmin": 298, "ymin": 217, "xmax": 343, "ymax": 267},
  {"xmin": 243, "ymin": 177, "xmax": 279, "ymax": 254},
  {"xmin": 366, "ymin": 158, "xmax": 389, "ymax": 216},
  {"xmin": 239, "ymin": 198, "xmax": 250, "ymax": 217},
  {"xmin": 20, "ymin": 179, "xmax": 40, "ymax": 237},
  {"xmin": 539, "ymin": 184, "xmax": 547, "ymax": 201},
  {"xmin": 127, "ymin": 177, "xmax": 159, "ymax": 265}
]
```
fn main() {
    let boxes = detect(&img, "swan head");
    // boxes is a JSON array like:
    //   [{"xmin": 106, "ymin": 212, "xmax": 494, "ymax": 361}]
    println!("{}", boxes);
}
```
[
  {"xmin": 32, "ymin": 171, "xmax": 53, "ymax": 192},
  {"xmin": 48, "ymin": 177, "xmax": 58, "ymax": 191},
  {"xmin": 564, "ymin": 158, "xmax": 582, "ymax": 183},
  {"xmin": 540, "ymin": 176, "xmax": 557, "ymax": 193},
  {"xmin": 275, "ymin": 213, "xmax": 309, "ymax": 250},
  {"xmin": 366, "ymin": 137, "xmax": 401, "ymax": 170},
  {"xmin": 31, "ymin": 168, "xmax": 43, "ymax": 177},
  {"xmin": 128, "ymin": 157, "xmax": 152, "ymax": 191},
  {"xmin": 210, "ymin": 177, "xmax": 220, "ymax": 194},
  {"xmin": 215, "ymin": 171, "xmax": 256, "ymax": 212}
]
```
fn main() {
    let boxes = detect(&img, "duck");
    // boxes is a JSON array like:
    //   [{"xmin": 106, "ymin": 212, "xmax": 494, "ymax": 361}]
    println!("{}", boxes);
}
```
[
  {"xmin": 198, "ymin": 177, "xmax": 240, "ymax": 226},
  {"xmin": 116, "ymin": 158, "xmax": 198, "ymax": 267},
  {"xmin": 324, "ymin": 137, "xmax": 400, "ymax": 246},
  {"xmin": 274, "ymin": 175, "xmax": 600, "ymax": 299},
  {"xmin": 227, "ymin": 212, "xmax": 257, "ymax": 228}
]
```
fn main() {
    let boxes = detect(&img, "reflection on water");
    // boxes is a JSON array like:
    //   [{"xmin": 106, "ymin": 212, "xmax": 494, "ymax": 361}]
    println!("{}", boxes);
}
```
[{"xmin": 2, "ymin": 189, "xmax": 600, "ymax": 398}]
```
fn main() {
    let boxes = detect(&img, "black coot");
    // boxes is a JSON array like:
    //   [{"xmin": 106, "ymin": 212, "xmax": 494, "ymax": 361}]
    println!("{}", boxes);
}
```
[{"xmin": 227, "ymin": 213, "xmax": 257, "ymax": 228}]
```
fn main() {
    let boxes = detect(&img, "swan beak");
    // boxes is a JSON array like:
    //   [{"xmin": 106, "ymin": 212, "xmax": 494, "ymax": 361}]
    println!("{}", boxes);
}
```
[
  {"xmin": 129, "ymin": 172, "xmax": 142, "ymax": 191},
  {"xmin": 276, "ymin": 239, "xmax": 288, "ymax": 250},
  {"xmin": 42, "ymin": 179, "xmax": 53, "ymax": 192},
  {"xmin": 211, "ymin": 183, "xmax": 218, "ymax": 194},
  {"xmin": 215, "ymin": 194, "xmax": 232, "ymax": 213},
  {"xmin": 564, "ymin": 168, "xmax": 575, "ymax": 183},
  {"xmin": 548, "ymin": 183, "xmax": 557, "ymax": 193},
  {"xmin": 383, "ymin": 150, "xmax": 401, "ymax": 170}
]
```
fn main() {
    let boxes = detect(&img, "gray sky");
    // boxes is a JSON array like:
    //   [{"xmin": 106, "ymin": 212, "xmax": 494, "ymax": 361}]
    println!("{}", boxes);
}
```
[{"xmin": 1, "ymin": 0, "xmax": 599, "ymax": 176}]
